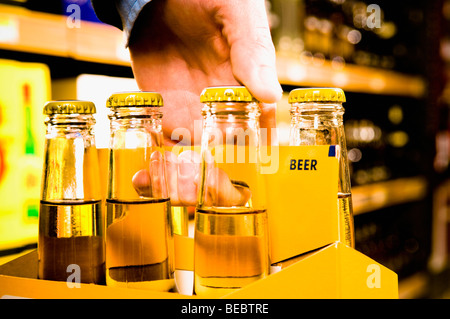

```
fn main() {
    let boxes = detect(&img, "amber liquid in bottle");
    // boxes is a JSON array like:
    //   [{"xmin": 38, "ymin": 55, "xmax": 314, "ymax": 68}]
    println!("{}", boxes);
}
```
[
  {"xmin": 338, "ymin": 192, "xmax": 355, "ymax": 247},
  {"xmin": 105, "ymin": 198, "xmax": 174, "ymax": 291},
  {"xmin": 38, "ymin": 200, "xmax": 104, "ymax": 284},
  {"xmin": 194, "ymin": 207, "xmax": 269, "ymax": 297}
]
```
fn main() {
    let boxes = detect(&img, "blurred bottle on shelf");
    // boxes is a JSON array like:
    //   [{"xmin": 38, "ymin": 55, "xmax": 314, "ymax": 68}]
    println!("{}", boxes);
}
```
[
  {"xmin": 345, "ymin": 118, "xmax": 388, "ymax": 186},
  {"xmin": 21, "ymin": 84, "xmax": 40, "ymax": 221},
  {"xmin": 344, "ymin": 93, "xmax": 427, "ymax": 187},
  {"xmin": 269, "ymin": 0, "xmax": 306, "ymax": 58},
  {"xmin": 267, "ymin": 0, "xmax": 431, "ymax": 73}
]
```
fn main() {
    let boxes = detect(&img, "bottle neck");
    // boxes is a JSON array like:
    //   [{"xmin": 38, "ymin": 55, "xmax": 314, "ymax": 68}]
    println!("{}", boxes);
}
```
[
  {"xmin": 290, "ymin": 102, "xmax": 344, "ymax": 126},
  {"xmin": 109, "ymin": 106, "xmax": 163, "ymax": 132},
  {"xmin": 202, "ymin": 101, "xmax": 261, "ymax": 119},
  {"xmin": 198, "ymin": 101, "xmax": 266, "ymax": 209},
  {"xmin": 46, "ymin": 113, "xmax": 96, "ymax": 125},
  {"xmin": 202, "ymin": 102, "xmax": 261, "ymax": 146},
  {"xmin": 45, "ymin": 113, "xmax": 96, "ymax": 137},
  {"xmin": 290, "ymin": 102, "xmax": 344, "ymax": 115},
  {"xmin": 42, "ymin": 113, "xmax": 100, "ymax": 202},
  {"xmin": 107, "ymin": 106, "xmax": 167, "ymax": 201}
]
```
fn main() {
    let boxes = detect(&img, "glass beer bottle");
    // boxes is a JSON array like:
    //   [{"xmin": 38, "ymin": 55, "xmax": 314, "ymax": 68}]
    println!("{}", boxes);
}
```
[
  {"xmin": 288, "ymin": 87, "xmax": 355, "ymax": 247},
  {"xmin": 105, "ymin": 92, "xmax": 174, "ymax": 291},
  {"xmin": 194, "ymin": 86, "xmax": 270, "ymax": 297},
  {"xmin": 39, "ymin": 100, "xmax": 104, "ymax": 284}
]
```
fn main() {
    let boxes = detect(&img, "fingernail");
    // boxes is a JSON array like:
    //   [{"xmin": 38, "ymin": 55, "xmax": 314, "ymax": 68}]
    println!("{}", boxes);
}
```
[{"xmin": 132, "ymin": 169, "xmax": 151, "ymax": 196}]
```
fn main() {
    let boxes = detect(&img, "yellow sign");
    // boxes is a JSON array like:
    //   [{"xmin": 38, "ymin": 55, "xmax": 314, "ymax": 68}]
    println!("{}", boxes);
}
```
[{"xmin": 0, "ymin": 59, "xmax": 50, "ymax": 250}]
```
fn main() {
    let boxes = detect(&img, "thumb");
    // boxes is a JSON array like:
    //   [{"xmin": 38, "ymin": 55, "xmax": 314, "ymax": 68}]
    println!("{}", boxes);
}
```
[
  {"xmin": 177, "ymin": 150, "xmax": 201, "ymax": 206},
  {"xmin": 204, "ymin": 167, "xmax": 251, "ymax": 207},
  {"xmin": 219, "ymin": 0, "xmax": 282, "ymax": 104}
]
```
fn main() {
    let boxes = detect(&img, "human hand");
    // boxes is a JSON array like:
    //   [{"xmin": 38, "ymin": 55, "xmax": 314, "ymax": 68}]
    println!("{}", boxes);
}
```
[
  {"xmin": 129, "ymin": 0, "xmax": 282, "ymax": 146},
  {"xmin": 132, "ymin": 150, "xmax": 251, "ymax": 206}
]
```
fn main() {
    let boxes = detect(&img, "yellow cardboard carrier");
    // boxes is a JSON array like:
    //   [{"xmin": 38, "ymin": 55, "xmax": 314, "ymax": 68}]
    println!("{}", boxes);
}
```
[
  {"xmin": 0, "ymin": 145, "xmax": 398, "ymax": 298},
  {"xmin": 264, "ymin": 145, "xmax": 340, "ymax": 263}
]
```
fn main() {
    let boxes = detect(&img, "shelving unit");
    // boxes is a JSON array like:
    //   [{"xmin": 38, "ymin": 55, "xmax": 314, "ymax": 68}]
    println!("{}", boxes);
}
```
[
  {"xmin": 276, "ymin": 55, "xmax": 426, "ymax": 98},
  {"xmin": 352, "ymin": 176, "xmax": 428, "ymax": 216},
  {"xmin": 0, "ymin": 4, "xmax": 130, "ymax": 66},
  {"xmin": 0, "ymin": 4, "xmax": 426, "ymax": 98}
]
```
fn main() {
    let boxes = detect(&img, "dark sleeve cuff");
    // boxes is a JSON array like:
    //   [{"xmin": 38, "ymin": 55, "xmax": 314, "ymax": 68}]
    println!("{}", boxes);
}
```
[{"xmin": 91, "ymin": 0, "xmax": 152, "ymax": 47}]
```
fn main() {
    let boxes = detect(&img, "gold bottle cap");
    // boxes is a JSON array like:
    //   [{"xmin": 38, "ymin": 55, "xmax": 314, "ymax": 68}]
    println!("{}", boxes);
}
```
[
  {"xmin": 107, "ymin": 92, "xmax": 163, "ymax": 108},
  {"xmin": 43, "ymin": 100, "xmax": 96, "ymax": 115},
  {"xmin": 288, "ymin": 88, "xmax": 346, "ymax": 103},
  {"xmin": 200, "ymin": 86, "xmax": 256, "ymax": 103}
]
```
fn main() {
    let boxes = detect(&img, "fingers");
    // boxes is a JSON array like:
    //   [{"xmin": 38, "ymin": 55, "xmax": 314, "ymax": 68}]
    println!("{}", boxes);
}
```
[
  {"xmin": 132, "ymin": 150, "xmax": 198, "ymax": 205},
  {"xmin": 131, "ymin": 149, "xmax": 252, "ymax": 207},
  {"xmin": 132, "ymin": 169, "xmax": 151, "ymax": 197},
  {"xmin": 219, "ymin": 0, "xmax": 283, "ymax": 104},
  {"xmin": 204, "ymin": 167, "xmax": 251, "ymax": 207},
  {"xmin": 177, "ymin": 150, "xmax": 201, "ymax": 206},
  {"xmin": 165, "ymin": 150, "xmax": 180, "ymax": 204},
  {"xmin": 132, "ymin": 151, "xmax": 169, "ymax": 199},
  {"xmin": 174, "ymin": 150, "xmax": 251, "ymax": 207},
  {"xmin": 259, "ymin": 102, "xmax": 278, "ymax": 146},
  {"xmin": 150, "ymin": 150, "xmax": 167, "ymax": 198}
]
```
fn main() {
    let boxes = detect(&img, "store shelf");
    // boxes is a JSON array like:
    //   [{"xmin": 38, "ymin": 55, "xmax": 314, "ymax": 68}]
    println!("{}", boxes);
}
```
[
  {"xmin": 352, "ymin": 176, "xmax": 428, "ymax": 215},
  {"xmin": 398, "ymin": 271, "xmax": 429, "ymax": 299},
  {"xmin": 277, "ymin": 56, "xmax": 426, "ymax": 98},
  {"xmin": 0, "ymin": 4, "xmax": 427, "ymax": 98},
  {"xmin": 443, "ymin": 68, "xmax": 450, "ymax": 104},
  {"xmin": 0, "ymin": 4, "xmax": 131, "ymax": 66}
]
